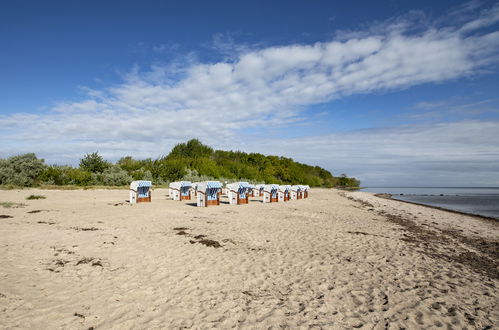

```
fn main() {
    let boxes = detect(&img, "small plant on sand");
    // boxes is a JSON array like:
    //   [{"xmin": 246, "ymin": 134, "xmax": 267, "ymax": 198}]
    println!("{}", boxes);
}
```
[
  {"xmin": 26, "ymin": 194, "xmax": 46, "ymax": 200},
  {"xmin": 0, "ymin": 202, "xmax": 27, "ymax": 208}
]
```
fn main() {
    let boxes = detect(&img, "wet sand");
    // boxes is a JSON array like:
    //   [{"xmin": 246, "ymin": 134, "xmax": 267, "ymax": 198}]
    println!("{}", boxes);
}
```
[{"xmin": 0, "ymin": 188, "xmax": 497, "ymax": 329}]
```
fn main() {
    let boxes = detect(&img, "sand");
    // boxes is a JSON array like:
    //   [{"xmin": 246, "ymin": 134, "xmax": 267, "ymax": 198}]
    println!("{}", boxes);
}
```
[{"xmin": 0, "ymin": 188, "xmax": 497, "ymax": 329}]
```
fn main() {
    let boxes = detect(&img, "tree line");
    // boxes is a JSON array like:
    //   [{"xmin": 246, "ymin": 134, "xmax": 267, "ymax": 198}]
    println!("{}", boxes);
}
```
[{"xmin": 0, "ymin": 139, "xmax": 360, "ymax": 188}]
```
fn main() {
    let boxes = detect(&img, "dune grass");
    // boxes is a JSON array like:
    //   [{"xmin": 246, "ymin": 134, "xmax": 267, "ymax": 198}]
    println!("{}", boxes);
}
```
[{"xmin": 0, "ymin": 202, "xmax": 27, "ymax": 208}]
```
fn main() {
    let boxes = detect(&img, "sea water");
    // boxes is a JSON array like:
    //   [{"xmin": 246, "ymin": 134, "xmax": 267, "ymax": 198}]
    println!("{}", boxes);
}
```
[{"xmin": 361, "ymin": 187, "xmax": 499, "ymax": 220}]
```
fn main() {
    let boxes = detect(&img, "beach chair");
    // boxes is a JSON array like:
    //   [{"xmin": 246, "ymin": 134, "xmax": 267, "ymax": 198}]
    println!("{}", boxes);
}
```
[
  {"xmin": 129, "ymin": 180, "xmax": 152, "ymax": 204},
  {"xmin": 196, "ymin": 181, "xmax": 222, "ymax": 207},
  {"xmin": 227, "ymin": 182, "xmax": 251, "ymax": 205},
  {"xmin": 303, "ymin": 185, "xmax": 310, "ymax": 198},
  {"xmin": 247, "ymin": 183, "xmax": 255, "ymax": 197},
  {"xmin": 278, "ymin": 185, "xmax": 291, "ymax": 202},
  {"xmin": 190, "ymin": 182, "xmax": 200, "ymax": 200},
  {"xmin": 253, "ymin": 184, "xmax": 265, "ymax": 197},
  {"xmin": 169, "ymin": 181, "xmax": 192, "ymax": 201},
  {"xmin": 290, "ymin": 185, "xmax": 302, "ymax": 200},
  {"xmin": 263, "ymin": 184, "xmax": 279, "ymax": 203}
]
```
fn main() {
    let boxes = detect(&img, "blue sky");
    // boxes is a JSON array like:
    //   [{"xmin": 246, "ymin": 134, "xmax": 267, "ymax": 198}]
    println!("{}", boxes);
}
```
[{"xmin": 1, "ymin": 0, "xmax": 499, "ymax": 186}]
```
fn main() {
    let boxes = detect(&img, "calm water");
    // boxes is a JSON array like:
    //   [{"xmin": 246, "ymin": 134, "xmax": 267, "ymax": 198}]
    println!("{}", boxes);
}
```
[{"xmin": 361, "ymin": 187, "xmax": 499, "ymax": 220}]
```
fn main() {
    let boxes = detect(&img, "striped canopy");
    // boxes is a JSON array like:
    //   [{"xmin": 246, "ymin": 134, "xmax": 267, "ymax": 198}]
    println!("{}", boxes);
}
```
[
  {"xmin": 228, "ymin": 182, "xmax": 251, "ymax": 190},
  {"xmin": 227, "ymin": 182, "xmax": 252, "ymax": 198},
  {"xmin": 279, "ymin": 185, "xmax": 291, "ymax": 191},
  {"xmin": 136, "ymin": 181, "xmax": 152, "ymax": 187},
  {"xmin": 206, "ymin": 181, "xmax": 222, "ymax": 189},
  {"xmin": 169, "ymin": 181, "xmax": 192, "ymax": 189},
  {"xmin": 264, "ymin": 184, "xmax": 279, "ymax": 191},
  {"xmin": 130, "ymin": 180, "xmax": 152, "ymax": 190}
]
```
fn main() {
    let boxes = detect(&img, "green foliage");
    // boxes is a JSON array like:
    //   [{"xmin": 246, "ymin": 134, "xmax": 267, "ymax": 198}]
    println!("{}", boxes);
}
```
[
  {"xmin": 0, "ymin": 153, "xmax": 47, "ymax": 187},
  {"xmin": 40, "ymin": 165, "xmax": 93, "ymax": 186},
  {"xmin": 157, "ymin": 139, "xmax": 360, "ymax": 187},
  {"xmin": 169, "ymin": 139, "xmax": 213, "ymax": 159},
  {"xmin": 99, "ymin": 165, "xmax": 133, "ymax": 186},
  {"xmin": 79, "ymin": 152, "xmax": 110, "ymax": 173},
  {"xmin": 334, "ymin": 174, "xmax": 361, "ymax": 188},
  {"xmin": 0, "ymin": 139, "xmax": 360, "ymax": 188},
  {"xmin": 153, "ymin": 158, "xmax": 187, "ymax": 182}
]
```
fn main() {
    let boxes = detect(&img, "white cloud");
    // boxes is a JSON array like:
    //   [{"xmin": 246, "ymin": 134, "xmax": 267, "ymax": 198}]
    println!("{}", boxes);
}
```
[{"xmin": 1, "ymin": 3, "xmax": 499, "ymax": 185}]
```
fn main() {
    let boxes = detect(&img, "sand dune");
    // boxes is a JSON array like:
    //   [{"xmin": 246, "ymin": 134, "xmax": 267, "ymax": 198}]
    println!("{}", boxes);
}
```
[{"xmin": 0, "ymin": 188, "xmax": 497, "ymax": 329}]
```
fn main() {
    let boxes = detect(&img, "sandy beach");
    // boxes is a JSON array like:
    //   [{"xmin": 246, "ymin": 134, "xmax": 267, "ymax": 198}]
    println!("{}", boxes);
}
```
[{"xmin": 0, "ymin": 188, "xmax": 497, "ymax": 329}]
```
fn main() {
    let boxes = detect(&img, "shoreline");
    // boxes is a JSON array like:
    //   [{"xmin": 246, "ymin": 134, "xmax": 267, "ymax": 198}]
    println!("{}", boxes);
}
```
[
  {"xmin": 347, "ymin": 191, "xmax": 499, "ymax": 281},
  {"xmin": 374, "ymin": 193, "xmax": 499, "ymax": 222}
]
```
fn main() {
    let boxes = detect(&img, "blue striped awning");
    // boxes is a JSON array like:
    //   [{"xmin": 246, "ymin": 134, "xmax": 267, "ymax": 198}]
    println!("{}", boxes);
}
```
[
  {"xmin": 206, "ymin": 181, "xmax": 222, "ymax": 189},
  {"xmin": 137, "ymin": 181, "xmax": 152, "ymax": 187},
  {"xmin": 239, "ymin": 182, "xmax": 251, "ymax": 189},
  {"xmin": 180, "ymin": 181, "xmax": 192, "ymax": 187}
]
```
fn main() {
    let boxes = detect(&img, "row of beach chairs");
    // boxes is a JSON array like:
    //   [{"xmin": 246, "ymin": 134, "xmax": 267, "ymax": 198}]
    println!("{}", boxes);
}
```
[{"xmin": 129, "ymin": 181, "xmax": 310, "ymax": 207}]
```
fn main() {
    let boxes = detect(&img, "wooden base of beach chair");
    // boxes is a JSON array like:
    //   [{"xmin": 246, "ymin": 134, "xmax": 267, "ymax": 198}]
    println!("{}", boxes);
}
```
[
  {"xmin": 181, "ymin": 195, "xmax": 191, "ymax": 200},
  {"xmin": 270, "ymin": 197, "xmax": 278, "ymax": 203},
  {"xmin": 206, "ymin": 199, "xmax": 220, "ymax": 206},
  {"xmin": 238, "ymin": 197, "xmax": 249, "ymax": 204},
  {"xmin": 137, "ymin": 196, "xmax": 151, "ymax": 203}
]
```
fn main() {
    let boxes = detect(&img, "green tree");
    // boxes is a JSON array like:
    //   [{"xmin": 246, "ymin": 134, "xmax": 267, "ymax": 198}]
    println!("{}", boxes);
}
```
[
  {"xmin": 168, "ymin": 139, "xmax": 214, "ymax": 159},
  {"xmin": 79, "ymin": 152, "xmax": 110, "ymax": 173},
  {"xmin": 153, "ymin": 158, "xmax": 187, "ymax": 182}
]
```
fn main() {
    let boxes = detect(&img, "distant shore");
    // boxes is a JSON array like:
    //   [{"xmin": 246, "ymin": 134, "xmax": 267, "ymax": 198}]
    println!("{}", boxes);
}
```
[{"xmin": 374, "ymin": 193, "xmax": 499, "ymax": 222}]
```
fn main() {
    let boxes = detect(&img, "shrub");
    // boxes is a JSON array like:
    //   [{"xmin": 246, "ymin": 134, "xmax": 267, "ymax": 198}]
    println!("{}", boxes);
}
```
[
  {"xmin": 100, "ymin": 165, "xmax": 133, "ymax": 186},
  {"xmin": 67, "ymin": 168, "xmax": 93, "ymax": 186},
  {"xmin": 39, "ymin": 165, "xmax": 72, "ymax": 185},
  {"xmin": 0, "ymin": 153, "xmax": 46, "ymax": 187}
]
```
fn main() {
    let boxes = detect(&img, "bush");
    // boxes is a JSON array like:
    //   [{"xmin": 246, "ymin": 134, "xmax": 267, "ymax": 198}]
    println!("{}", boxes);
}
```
[
  {"xmin": 67, "ymin": 168, "xmax": 93, "ymax": 186},
  {"xmin": 100, "ymin": 165, "xmax": 133, "ymax": 186},
  {"xmin": 0, "ymin": 153, "xmax": 46, "ymax": 187},
  {"xmin": 130, "ymin": 169, "xmax": 153, "ymax": 181},
  {"xmin": 40, "ymin": 165, "xmax": 72, "ymax": 185}
]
